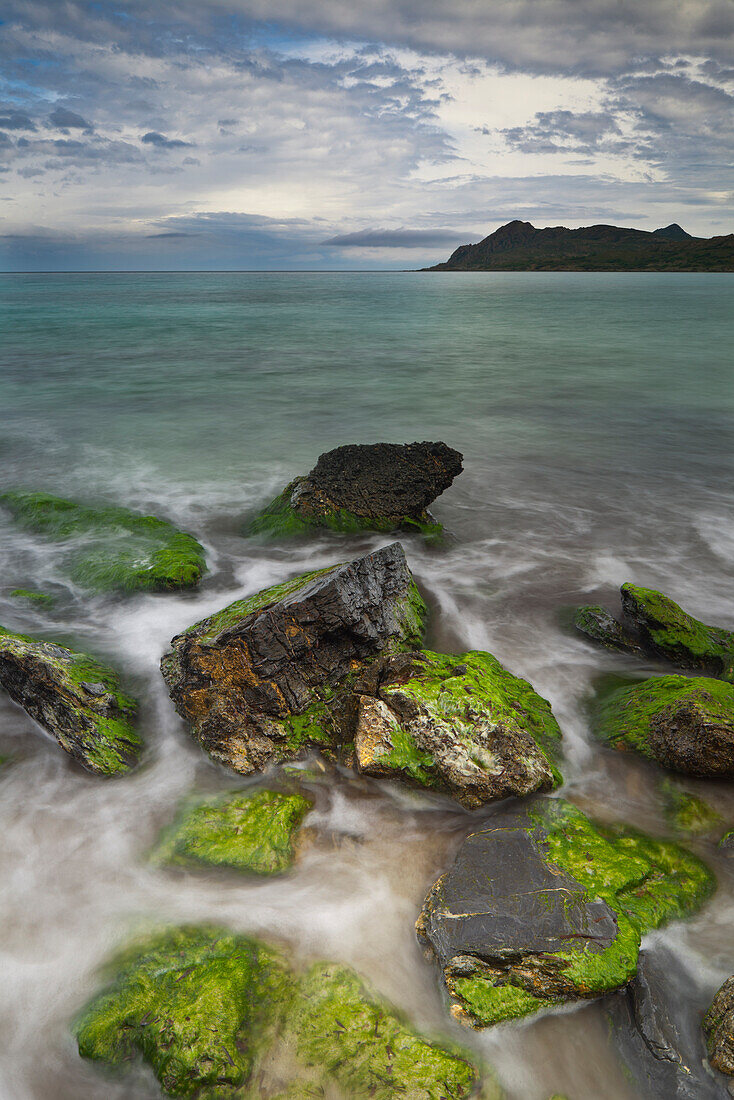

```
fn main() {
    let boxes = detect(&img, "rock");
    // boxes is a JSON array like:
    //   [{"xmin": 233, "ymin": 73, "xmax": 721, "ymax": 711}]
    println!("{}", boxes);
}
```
[
  {"xmin": 704, "ymin": 976, "xmax": 734, "ymax": 1076},
  {"xmin": 574, "ymin": 584, "xmax": 734, "ymax": 680},
  {"xmin": 719, "ymin": 831, "xmax": 734, "ymax": 851},
  {"xmin": 594, "ymin": 675, "xmax": 734, "ymax": 777},
  {"xmin": 353, "ymin": 649, "xmax": 562, "ymax": 809},
  {"xmin": 152, "ymin": 788, "xmax": 313, "ymax": 875},
  {"xmin": 75, "ymin": 925, "xmax": 500, "ymax": 1099},
  {"xmin": 607, "ymin": 946, "xmax": 729, "ymax": 1099},
  {"xmin": 249, "ymin": 441, "xmax": 463, "ymax": 539},
  {"xmin": 160, "ymin": 543, "xmax": 427, "ymax": 775},
  {"xmin": 9, "ymin": 588, "xmax": 55, "ymax": 608},
  {"xmin": 0, "ymin": 625, "xmax": 140, "ymax": 775},
  {"xmin": 417, "ymin": 797, "xmax": 714, "ymax": 1028},
  {"xmin": 660, "ymin": 780, "xmax": 723, "ymax": 837},
  {"xmin": 1, "ymin": 491, "xmax": 206, "ymax": 593}
]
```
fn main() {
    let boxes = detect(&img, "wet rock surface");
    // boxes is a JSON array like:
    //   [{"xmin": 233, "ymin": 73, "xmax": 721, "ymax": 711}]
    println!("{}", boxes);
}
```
[
  {"xmin": 575, "ymin": 583, "xmax": 734, "ymax": 680},
  {"xmin": 0, "ymin": 490, "xmax": 206, "ymax": 593},
  {"xmin": 607, "ymin": 947, "xmax": 729, "ymax": 1099},
  {"xmin": 160, "ymin": 543, "xmax": 427, "ymax": 774},
  {"xmin": 704, "ymin": 976, "xmax": 734, "ymax": 1077},
  {"xmin": 75, "ymin": 925, "xmax": 499, "ymax": 1099},
  {"xmin": 594, "ymin": 674, "xmax": 734, "ymax": 776},
  {"xmin": 353, "ymin": 649, "xmax": 562, "ymax": 808},
  {"xmin": 0, "ymin": 624, "xmax": 140, "ymax": 774},
  {"xmin": 417, "ymin": 797, "xmax": 714, "ymax": 1028},
  {"xmin": 152, "ymin": 788, "xmax": 313, "ymax": 875},
  {"xmin": 249, "ymin": 441, "xmax": 463, "ymax": 538}
]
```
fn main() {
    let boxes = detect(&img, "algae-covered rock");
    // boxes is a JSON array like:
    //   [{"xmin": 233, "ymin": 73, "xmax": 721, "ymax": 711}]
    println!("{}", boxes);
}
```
[
  {"xmin": 160, "ymin": 543, "xmax": 427, "ymax": 775},
  {"xmin": 9, "ymin": 588, "xmax": 55, "ymax": 608},
  {"xmin": 75, "ymin": 925, "xmax": 500, "ymax": 1099},
  {"xmin": 417, "ymin": 797, "xmax": 714, "ymax": 1029},
  {"xmin": 660, "ymin": 780, "xmax": 723, "ymax": 837},
  {"xmin": 704, "ymin": 975, "xmax": 734, "ymax": 1076},
  {"xmin": 152, "ymin": 789, "xmax": 313, "ymax": 875},
  {"xmin": 607, "ymin": 946, "xmax": 729, "ymax": 1099},
  {"xmin": 0, "ymin": 625, "xmax": 140, "ymax": 774},
  {"xmin": 594, "ymin": 675, "xmax": 734, "ymax": 777},
  {"xmin": 574, "ymin": 583, "xmax": 734, "ymax": 680},
  {"xmin": 353, "ymin": 649, "xmax": 562, "ymax": 809},
  {"xmin": 249, "ymin": 441, "xmax": 462, "ymax": 540},
  {"xmin": 1, "ymin": 491, "xmax": 206, "ymax": 593}
]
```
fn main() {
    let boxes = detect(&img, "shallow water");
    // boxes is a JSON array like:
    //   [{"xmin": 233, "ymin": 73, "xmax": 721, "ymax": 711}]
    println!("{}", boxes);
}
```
[{"xmin": 1, "ymin": 271, "xmax": 733, "ymax": 1099}]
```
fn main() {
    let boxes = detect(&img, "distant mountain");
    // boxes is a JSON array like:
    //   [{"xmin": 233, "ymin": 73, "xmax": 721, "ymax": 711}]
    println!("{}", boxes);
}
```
[{"xmin": 426, "ymin": 220, "xmax": 734, "ymax": 271}]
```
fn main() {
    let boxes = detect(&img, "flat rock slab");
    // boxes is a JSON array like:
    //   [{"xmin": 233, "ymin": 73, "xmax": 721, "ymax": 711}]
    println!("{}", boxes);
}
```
[
  {"xmin": 574, "ymin": 583, "xmax": 734, "ymax": 681},
  {"xmin": 594, "ymin": 674, "xmax": 734, "ymax": 777},
  {"xmin": 1, "ymin": 490, "xmax": 206, "ymax": 593},
  {"xmin": 417, "ymin": 797, "xmax": 714, "ymax": 1028},
  {"xmin": 249, "ymin": 441, "xmax": 463, "ymax": 538},
  {"xmin": 353, "ymin": 649, "xmax": 562, "ymax": 808},
  {"xmin": 608, "ymin": 947, "xmax": 729, "ymax": 1099},
  {"xmin": 75, "ymin": 925, "xmax": 500, "ymax": 1100},
  {"xmin": 0, "ymin": 625, "xmax": 140, "ymax": 775},
  {"xmin": 160, "ymin": 543, "xmax": 426, "ymax": 774}
]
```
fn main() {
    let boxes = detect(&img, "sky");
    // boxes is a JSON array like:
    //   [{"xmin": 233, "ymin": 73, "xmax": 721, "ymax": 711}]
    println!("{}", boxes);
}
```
[{"xmin": 0, "ymin": 0, "xmax": 733, "ymax": 270}]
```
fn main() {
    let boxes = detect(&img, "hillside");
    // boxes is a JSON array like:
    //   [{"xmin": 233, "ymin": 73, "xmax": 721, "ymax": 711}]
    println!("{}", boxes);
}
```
[{"xmin": 426, "ymin": 221, "xmax": 734, "ymax": 271}]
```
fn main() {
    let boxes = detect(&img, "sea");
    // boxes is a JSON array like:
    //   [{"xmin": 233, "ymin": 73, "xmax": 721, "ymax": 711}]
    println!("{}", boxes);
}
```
[{"xmin": 1, "ymin": 270, "xmax": 733, "ymax": 1099}]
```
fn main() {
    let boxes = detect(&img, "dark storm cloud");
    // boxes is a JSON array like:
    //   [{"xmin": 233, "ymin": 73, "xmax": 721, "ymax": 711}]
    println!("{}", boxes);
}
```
[
  {"xmin": 49, "ymin": 107, "xmax": 92, "ymax": 130},
  {"xmin": 323, "ymin": 228, "xmax": 470, "ymax": 247},
  {"xmin": 141, "ymin": 131, "xmax": 194, "ymax": 148}
]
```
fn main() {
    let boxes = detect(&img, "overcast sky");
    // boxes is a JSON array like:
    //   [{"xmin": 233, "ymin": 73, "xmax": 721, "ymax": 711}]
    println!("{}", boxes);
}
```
[{"xmin": 1, "ymin": 0, "xmax": 733, "ymax": 269}]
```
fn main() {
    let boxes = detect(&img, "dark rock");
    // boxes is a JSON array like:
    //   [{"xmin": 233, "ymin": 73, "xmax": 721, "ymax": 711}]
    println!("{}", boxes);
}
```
[
  {"xmin": 704, "ymin": 976, "xmax": 734, "ymax": 1077},
  {"xmin": 607, "ymin": 947, "xmax": 729, "ymax": 1099},
  {"xmin": 160, "ymin": 543, "xmax": 427, "ymax": 774},
  {"xmin": 573, "ymin": 605, "xmax": 643, "ymax": 653},
  {"xmin": 594, "ymin": 675, "xmax": 734, "ymax": 777},
  {"xmin": 417, "ymin": 797, "xmax": 714, "ymax": 1029},
  {"xmin": 249, "ymin": 441, "xmax": 463, "ymax": 538},
  {"xmin": 0, "ymin": 624, "xmax": 140, "ymax": 775}
]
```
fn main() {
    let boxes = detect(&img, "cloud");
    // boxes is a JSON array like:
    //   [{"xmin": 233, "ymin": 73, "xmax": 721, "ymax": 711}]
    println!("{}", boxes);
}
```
[
  {"xmin": 49, "ymin": 106, "xmax": 92, "ymax": 129},
  {"xmin": 0, "ymin": 109, "xmax": 36, "ymax": 130},
  {"xmin": 324, "ymin": 228, "xmax": 471, "ymax": 247},
  {"xmin": 141, "ymin": 130, "xmax": 194, "ymax": 148}
]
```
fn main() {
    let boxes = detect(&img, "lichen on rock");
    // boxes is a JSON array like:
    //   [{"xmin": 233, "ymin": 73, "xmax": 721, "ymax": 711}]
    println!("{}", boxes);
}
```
[
  {"xmin": 160, "ymin": 543, "xmax": 427, "ymax": 775},
  {"xmin": 574, "ymin": 583, "xmax": 734, "ymax": 681},
  {"xmin": 417, "ymin": 797, "xmax": 714, "ymax": 1029},
  {"xmin": 0, "ymin": 624, "xmax": 140, "ymax": 774},
  {"xmin": 1, "ymin": 490, "xmax": 206, "ymax": 594},
  {"xmin": 353, "ymin": 649, "xmax": 563, "ymax": 808},
  {"xmin": 593, "ymin": 674, "xmax": 734, "ymax": 777},
  {"xmin": 75, "ymin": 925, "xmax": 500, "ymax": 1099},
  {"xmin": 152, "ymin": 788, "xmax": 313, "ymax": 875},
  {"xmin": 248, "ymin": 441, "xmax": 462, "ymax": 540}
]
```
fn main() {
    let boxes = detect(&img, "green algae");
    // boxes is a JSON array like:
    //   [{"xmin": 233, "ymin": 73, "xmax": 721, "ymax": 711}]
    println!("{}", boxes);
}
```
[
  {"xmin": 152, "ymin": 789, "xmax": 313, "ymax": 876},
  {"xmin": 76, "ymin": 926, "xmax": 499, "ymax": 1100},
  {"xmin": 660, "ymin": 779, "xmax": 723, "ymax": 836},
  {"xmin": 450, "ymin": 979, "xmax": 555, "ymax": 1027},
  {"xmin": 0, "ymin": 624, "xmax": 141, "ymax": 775},
  {"xmin": 621, "ymin": 583, "xmax": 734, "ymax": 680},
  {"xmin": 594, "ymin": 674, "xmax": 734, "ymax": 760},
  {"xmin": 75, "ymin": 927, "xmax": 294, "ymax": 1099},
  {"xmin": 248, "ymin": 485, "xmax": 445, "ymax": 542},
  {"xmin": 1, "ymin": 491, "xmax": 206, "ymax": 594},
  {"xmin": 9, "ymin": 588, "xmax": 55, "ymax": 608}
]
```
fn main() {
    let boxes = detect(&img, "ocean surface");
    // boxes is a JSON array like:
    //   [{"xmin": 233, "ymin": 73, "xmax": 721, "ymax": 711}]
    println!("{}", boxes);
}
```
[{"xmin": 1, "ymin": 271, "xmax": 733, "ymax": 1099}]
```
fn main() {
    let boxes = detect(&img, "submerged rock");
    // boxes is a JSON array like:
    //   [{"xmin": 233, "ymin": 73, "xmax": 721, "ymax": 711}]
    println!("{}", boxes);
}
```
[
  {"xmin": 353, "ymin": 649, "xmax": 562, "ymax": 808},
  {"xmin": 1, "ymin": 491, "xmax": 206, "ymax": 593},
  {"xmin": 0, "ymin": 625, "xmax": 140, "ymax": 774},
  {"xmin": 75, "ymin": 925, "xmax": 500, "ymax": 1099},
  {"xmin": 417, "ymin": 797, "xmax": 714, "ymax": 1029},
  {"xmin": 152, "ymin": 788, "xmax": 313, "ymax": 875},
  {"xmin": 9, "ymin": 588, "xmax": 55, "ymax": 608},
  {"xmin": 704, "ymin": 976, "xmax": 734, "ymax": 1076},
  {"xmin": 574, "ymin": 583, "xmax": 734, "ymax": 680},
  {"xmin": 594, "ymin": 675, "xmax": 734, "ymax": 777},
  {"xmin": 249, "ymin": 441, "xmax": 463, "ymax": 539},
  {"xmin": 160, "ymin": 543, "xmax": 427, "ymax": 774},
  {"xmin": 607, "ymin": 947, "xmax": 728, "ymax": 1099},
  {"xmin": 660, "ymin": 780, "xmax": 723, "ymax": 837}
]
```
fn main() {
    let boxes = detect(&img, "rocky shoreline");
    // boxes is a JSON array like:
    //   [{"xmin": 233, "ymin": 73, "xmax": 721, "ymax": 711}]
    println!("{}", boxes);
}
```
[{"xmin": 1, "ymin": 441, "xmax": 733, "ymax": 1099}]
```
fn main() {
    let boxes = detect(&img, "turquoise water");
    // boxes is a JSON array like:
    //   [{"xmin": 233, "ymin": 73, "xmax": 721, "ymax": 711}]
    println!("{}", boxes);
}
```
[{"xmin": 0, "ymin": 272, "xmax": 733, "ymax": 1099}]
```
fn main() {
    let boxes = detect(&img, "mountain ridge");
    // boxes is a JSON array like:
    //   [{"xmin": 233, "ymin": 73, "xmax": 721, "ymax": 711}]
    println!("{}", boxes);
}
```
[{"xmin": 425, "ymin": 220, "xmax": 734, "ymax": 271}]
